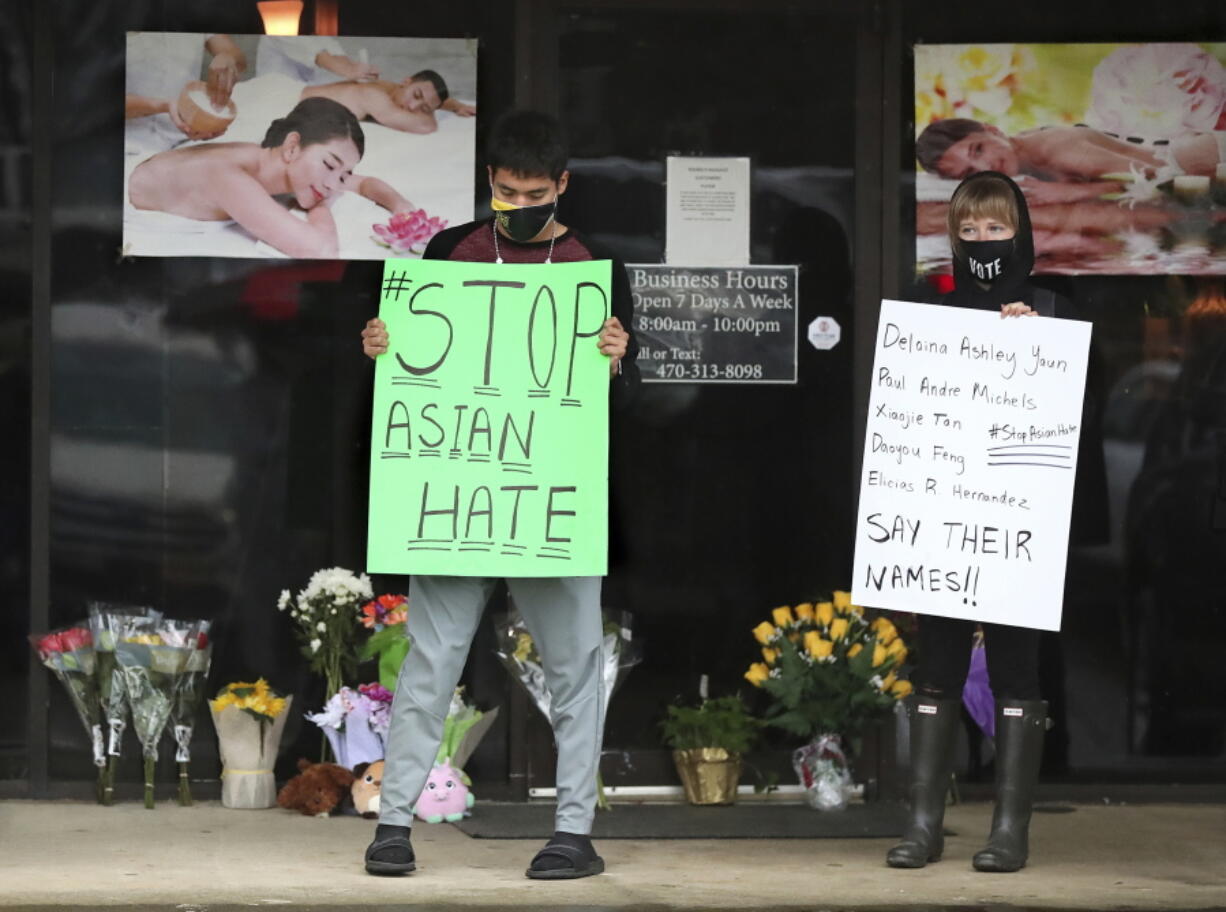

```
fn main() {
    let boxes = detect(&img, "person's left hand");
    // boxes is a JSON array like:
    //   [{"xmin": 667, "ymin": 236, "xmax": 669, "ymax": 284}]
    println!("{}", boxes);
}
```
[
  {"xmin": 451, "ymin": 102, "xmax": 476, "ymax": 117},
  {"xmin": 206, "ymin": 53, "xmax": 240, "ymax": 109},
  {"xmin": 599, "ymin": 317, "xmax": 629, "ymax": 375},
  {"xmin": 1001, "ymin": 301, "xmax": 1036, "ymax": 318}
]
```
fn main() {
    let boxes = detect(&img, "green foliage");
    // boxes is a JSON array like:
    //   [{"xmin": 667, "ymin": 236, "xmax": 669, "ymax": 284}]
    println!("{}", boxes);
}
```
[
  {"xmin": 759, "ymin": 634, "xmax": 899, "ymax": 741},
  {"xmin": 360, "ymin": 625, "xmax": 411, "ymax": 691},
  {"xmin": 659, "ymin": 695, "xmax": 760, "ymax": 753}
]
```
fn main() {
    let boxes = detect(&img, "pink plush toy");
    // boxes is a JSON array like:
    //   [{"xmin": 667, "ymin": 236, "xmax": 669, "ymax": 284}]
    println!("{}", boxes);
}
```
[{"xmin": 412, "ymin": 760, "xmax": 473, "ymax": 823}]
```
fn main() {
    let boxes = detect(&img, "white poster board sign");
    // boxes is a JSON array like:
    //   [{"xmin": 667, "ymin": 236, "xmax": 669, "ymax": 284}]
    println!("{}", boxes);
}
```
[
  {"xmin": 851, "ymin": 300, "xmax": 1091, "ymax": 631},
  {"xmin": 665, "ymin": 156, "xmax": 750, "ymax": 266}
]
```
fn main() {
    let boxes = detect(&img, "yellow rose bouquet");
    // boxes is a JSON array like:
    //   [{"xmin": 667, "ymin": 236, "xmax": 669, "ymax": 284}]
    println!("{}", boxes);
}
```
[
  {"xmin": 745, "ymin": 592, "xmax": 911, "ymax": 742},
  {"xmin": 745, "ymin": 592, "xmax": 911, "ymax": 810}
]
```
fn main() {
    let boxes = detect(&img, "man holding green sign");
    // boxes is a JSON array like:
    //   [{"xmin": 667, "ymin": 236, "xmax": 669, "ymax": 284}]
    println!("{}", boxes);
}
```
[{"xmin": 360, "ymin": 111, "xmax": 637, "ymax": 880}]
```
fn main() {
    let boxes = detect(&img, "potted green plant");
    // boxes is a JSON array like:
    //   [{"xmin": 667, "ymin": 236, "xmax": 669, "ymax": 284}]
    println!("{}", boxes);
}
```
[{"xmin": 659, "ymin": 695, "xmax": 760, "ymax": 805}]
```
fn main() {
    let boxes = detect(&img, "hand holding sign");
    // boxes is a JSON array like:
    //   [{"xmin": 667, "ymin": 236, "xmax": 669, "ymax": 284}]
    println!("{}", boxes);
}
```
[{"xmin": 367, "ymin": 259, "xmax": 613, "ymax": 578}]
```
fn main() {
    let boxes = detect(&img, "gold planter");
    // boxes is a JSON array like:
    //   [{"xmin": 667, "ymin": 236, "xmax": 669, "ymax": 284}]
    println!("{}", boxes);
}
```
[{"xmin": 672, "ymin": 748, "xmax": 742, "ymax": 805}]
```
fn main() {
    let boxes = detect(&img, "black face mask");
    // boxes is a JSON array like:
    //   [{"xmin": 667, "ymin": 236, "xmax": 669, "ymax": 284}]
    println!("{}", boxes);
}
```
[
  {"xmin": 960, "ymin": 238, "xmax": 1014, "ymax": 283},
  {"xmin": 494, "ymin": 199, "xmax": 557, "ymax": 242}
]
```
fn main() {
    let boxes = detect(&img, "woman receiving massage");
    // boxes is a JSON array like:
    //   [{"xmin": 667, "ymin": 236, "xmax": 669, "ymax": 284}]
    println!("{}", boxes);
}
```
[{"xmin": 128, "ymin": 96, "xmax": 412, "ymax": 258}]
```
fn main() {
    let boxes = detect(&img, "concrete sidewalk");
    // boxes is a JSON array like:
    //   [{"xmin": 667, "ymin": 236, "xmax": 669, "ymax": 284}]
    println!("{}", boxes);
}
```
[{"xmin": 0, "ymin": 799, "xmax": 1223, "ymax": 910}]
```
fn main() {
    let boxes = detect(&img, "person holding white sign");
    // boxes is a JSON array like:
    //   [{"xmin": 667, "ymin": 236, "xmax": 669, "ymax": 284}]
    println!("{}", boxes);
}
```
[
  {"xmin": 359, "ymin": 111, "xmax": 637, "ymax": 881},
  {"xmin": 887, "ymin": 171, "xmax": 1064, "ymax": 874}
]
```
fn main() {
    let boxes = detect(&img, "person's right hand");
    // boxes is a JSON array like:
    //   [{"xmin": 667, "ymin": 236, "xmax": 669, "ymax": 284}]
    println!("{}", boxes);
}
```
[
  {"xmin": 343, "ymin": 59, "xmax": 380, "ymax": 81},
  {"xmin": 1001, "ymin": 301, "xmax": 1036, "ymax": 318},
  {"xmin": 206, "ymin": 52, "xmax": 240, "ymax": 109},
  {"xmin": 168, "ymin": 96, "xmax": 225, "ymax": 141},
  {"xmin": 362, "ymin": 318, "xmax": 389, "ymax": 358}
]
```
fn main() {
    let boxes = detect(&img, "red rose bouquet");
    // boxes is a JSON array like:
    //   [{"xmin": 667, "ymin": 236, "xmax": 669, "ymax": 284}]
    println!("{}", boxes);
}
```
[{"xmin": 29, "ymin": 624, "xmax": 106, "ymax": 801}]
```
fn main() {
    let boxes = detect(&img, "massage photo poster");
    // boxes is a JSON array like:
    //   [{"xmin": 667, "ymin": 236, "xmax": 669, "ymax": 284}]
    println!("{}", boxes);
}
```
[
  {"xmin": 914, "ymin": 42, "xmax": 1226, "ymax": 276},
  {"xmin": 123, "ymin": 33, "xmax": 476, "ymax": 260},
  {"xmin": 851, "ymin": 300, "xmax": 1091, "ymax": 632}
]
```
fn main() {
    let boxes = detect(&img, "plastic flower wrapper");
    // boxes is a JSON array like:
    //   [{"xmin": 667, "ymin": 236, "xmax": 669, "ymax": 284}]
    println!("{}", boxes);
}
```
[
  {"xmin": 494, "ymin": 607, "xmax": 640, "ymax": 809},
  {"xmin": 304, "ymin": 685, "xmax": 384, "ymax": 769},
  {"xmin": 168, "ymin": 620, "xmax": 213, "ymax": 805},
  {"xmin": 210, "ymin": 679, "xmax": 291, "ymax": 809},
  {"xmin": 792, "ymin": 733, "xmax": 852, "ymax": 812},
  {"xmin": 371, "ymin": 209, "xmax": 448, "ymax": 255},
  {"xmin": 87, "ymin": 602, "xmax": 162, "ymax": 805},
  {"xmin": 113, "ymin": 616, "xmax": 202, "ymax": 808},
  {"xmin": 358, "ymin": 593, "xmax": 410, "ymax": 692},
  {"xmin": 29, "ymin": 623, "xmax": 106, "ymax": 801},
  {"xmin": 278, "ymin": 567, "xmax": 373, "ymax": 698},
  {"xmin": 437, "ymin": 687, "xmax": 500, "ymax": 777},
  {"xmin": 745, "ymin": 593, "xmax": 911, "ymax": 810}
]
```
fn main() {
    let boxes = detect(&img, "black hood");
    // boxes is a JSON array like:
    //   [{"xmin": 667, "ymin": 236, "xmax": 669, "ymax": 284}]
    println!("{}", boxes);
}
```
[{"xmin": 947, "ymin": 171, "xmax": 1035, "ymax": 311}]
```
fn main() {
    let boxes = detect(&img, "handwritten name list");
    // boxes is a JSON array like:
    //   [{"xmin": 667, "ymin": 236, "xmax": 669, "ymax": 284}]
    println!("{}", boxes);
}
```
[{"xmin": 851, "ymin": 300, "xmax": 1091, "ymax": 631}]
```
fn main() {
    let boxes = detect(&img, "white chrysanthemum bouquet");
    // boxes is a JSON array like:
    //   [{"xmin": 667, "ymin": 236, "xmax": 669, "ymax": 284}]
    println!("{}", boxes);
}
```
[{"xmin": 278, "ymin": 567, "xmax": 373, "ymax": 697}]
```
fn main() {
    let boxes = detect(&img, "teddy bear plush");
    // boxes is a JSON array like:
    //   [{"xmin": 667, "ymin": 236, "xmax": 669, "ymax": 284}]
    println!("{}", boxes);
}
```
[
  {"xmin": 351, "ymin": 759, "xmax": 384, "ymax": 819},
  {"xmin": 276, "ymin": 758, "xmax": 355, "ymax": 817}
]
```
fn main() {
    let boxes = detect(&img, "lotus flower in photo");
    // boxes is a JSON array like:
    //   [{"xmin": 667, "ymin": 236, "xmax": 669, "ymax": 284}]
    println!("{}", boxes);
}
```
[{"xmin": 372, "ymin": 209, "xmax": 449, "ymax": 255}]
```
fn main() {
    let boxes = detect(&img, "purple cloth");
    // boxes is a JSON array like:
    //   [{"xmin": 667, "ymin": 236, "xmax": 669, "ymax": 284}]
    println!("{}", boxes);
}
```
[{"xmin": 962, "ymin": 645, "xmax": 996, "ymax": 738}]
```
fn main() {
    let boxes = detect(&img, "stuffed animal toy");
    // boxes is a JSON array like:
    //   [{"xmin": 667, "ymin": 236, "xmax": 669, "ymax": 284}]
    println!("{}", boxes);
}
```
[
  {"xmin": 276, "ymin": 758, "xmax": 354, "ymax": 817},
  {"xmin": 413, "ymin": 759, "xmax": 473, "ymax": 823},
  {"xmin": 351, "ymin": 759, "xmax": 384, "ymax": 819}
]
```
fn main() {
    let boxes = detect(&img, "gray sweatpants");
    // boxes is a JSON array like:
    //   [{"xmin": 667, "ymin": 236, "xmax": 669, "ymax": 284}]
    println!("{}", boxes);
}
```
[{"xmin": 378, "ymin": 574, "xmax": 606, "ymax": 835}]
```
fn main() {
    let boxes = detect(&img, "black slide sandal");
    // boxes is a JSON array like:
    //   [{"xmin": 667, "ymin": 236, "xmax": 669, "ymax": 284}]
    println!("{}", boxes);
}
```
[
  {"xmin": 364, "ymin": 832, "xmax": 416, "ymax": 876},
  {"xmin": 525, "ymin": 839, "xmax": 605, "ymax": 880}
]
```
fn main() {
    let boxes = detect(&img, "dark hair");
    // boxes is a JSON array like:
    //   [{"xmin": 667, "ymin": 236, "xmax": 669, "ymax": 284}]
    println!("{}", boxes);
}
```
[
  {"xmin": 261, "ymin": 96, "xmax": 366, "ymax": 157},
  {"xmin": 410, "ymin": 69, "xmax": 450, "ymax": 103},
  {"xmin": 486, "ymin": 110, "xmax": 569, "ymax": 181},
  {"xmin": 915, "ymin": 117, "xmax": 987, "ymax": 174}
]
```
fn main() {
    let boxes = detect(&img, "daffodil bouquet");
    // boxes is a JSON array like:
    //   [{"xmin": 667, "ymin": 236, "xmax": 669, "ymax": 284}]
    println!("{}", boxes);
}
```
[
  {"xmin": 209, "ymin": 679, "xmax": 292, "ymax": 809},
  {"xmin": 744, "ymin": 591, "xmax": 912, "ymax": 744}
]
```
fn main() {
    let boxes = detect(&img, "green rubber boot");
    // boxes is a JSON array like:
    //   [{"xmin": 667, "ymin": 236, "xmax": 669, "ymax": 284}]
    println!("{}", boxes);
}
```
[
  {"xmin": 973, "ymin": 699, "xmax": 1047, "ymax": 873},
  {"xmin": 886, "ymin": 696, "xmax": 960, "ymax": 868}
]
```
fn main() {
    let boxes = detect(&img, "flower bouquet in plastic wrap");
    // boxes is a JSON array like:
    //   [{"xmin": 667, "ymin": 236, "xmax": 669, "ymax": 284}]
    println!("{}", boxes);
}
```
[
  {"xmin": 87, "ymin": 603, "xmax": 162, "ymax": 805},
  {"xmin": 109, "ymin": 615, "xmax": 202, "ymax": 808},
  {"xmin": 305, "ymin": 683, "xmax": 391, "ymax": 769},
  {"xmin": 210, "ymin": 679, "xmax": 290, "ymax": 809},
  {"xmin": 358, "ymin": 593, "xmax": 409, "ymax": 691},
  {"xmin": 29, "ymin": 624, "xmax": 106, "ymax": 801},
  {"xmin": 438, "ymin": 687, "xmax": 499, "ymax": 774},
  {"xmin": 168, "ymin": 620, "xmax": 213, "ymax": 805},
  {"xmin": 494, "ymin": 607, "xmax": 640, "ymax": 809}
]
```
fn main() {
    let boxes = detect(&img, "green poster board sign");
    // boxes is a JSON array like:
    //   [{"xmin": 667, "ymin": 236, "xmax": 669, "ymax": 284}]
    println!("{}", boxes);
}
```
[{"xmin": 367, "ymin": 258, "xmax": 612, "ymax": 577}]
